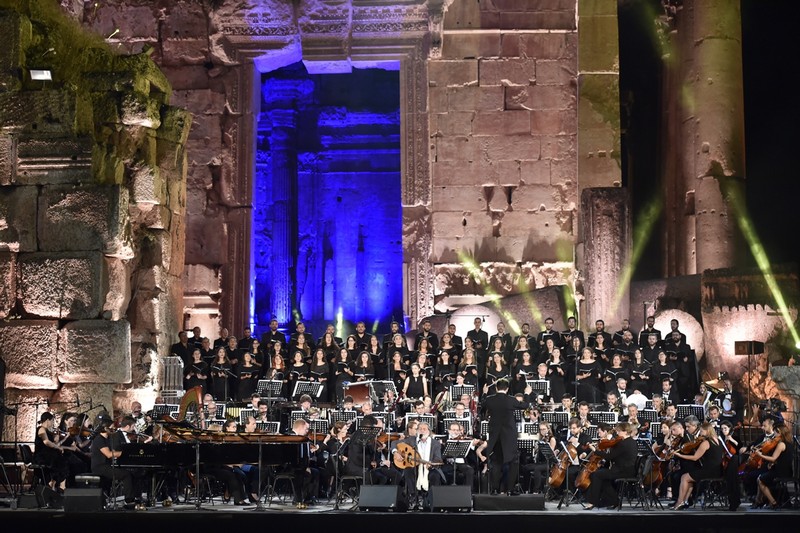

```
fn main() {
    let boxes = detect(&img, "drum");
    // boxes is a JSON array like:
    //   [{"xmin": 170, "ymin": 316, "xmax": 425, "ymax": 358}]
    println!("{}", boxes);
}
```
[
  {"xmin": 344, "ymin": 381, "xmax": 372, "ymax": 407},
  {"xmin": 721, "ymin": 394, "xmax": 733, "ymax": 413}
]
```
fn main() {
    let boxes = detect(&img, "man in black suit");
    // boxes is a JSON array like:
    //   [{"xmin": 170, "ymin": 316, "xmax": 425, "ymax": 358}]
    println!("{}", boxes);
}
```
[
  {"xmin": 414, "ymin": 319, "xmax": 439, "ymax": 353},
  {"xmin": 466, "ymin": 317, "xmax": 489, "ymax": 353},
  {"xmin": 638, "ymin": 315, "xmax": 662, "ymax": 347},
  {"xmin": 489, "ymin": 322, "xmax": 513, "ymax": 365},
  {"xmin": 447, "ymin": 323, "xmax": 463, "ymax": 352},
  {"xmin": 584, "ymin": 422, "xmax": 638, "ymax": 509},
  {"xmin": 481, "ymin": 379, "xmax": 532, "ymax": 494},
  {"xmin": 261, "ymin": 319, "xmax": 286, "ymax": 348}
]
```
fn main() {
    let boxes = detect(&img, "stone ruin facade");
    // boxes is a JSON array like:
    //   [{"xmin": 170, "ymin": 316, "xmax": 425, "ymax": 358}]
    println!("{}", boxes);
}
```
[
  {"xmin": 1, "ymin": 0, "xmax": 799, "ymax": 434},
  {"xmin": 1, "ymin": 2, "xmax": 190, "ymax": 440}
]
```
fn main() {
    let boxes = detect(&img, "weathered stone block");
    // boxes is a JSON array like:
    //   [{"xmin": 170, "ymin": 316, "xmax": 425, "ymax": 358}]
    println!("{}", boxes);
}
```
[
  {"xmin": 161, "ymin": 1, "xmax": 210, "ymax": 39},
  {"xmin": 432, "ymin": 185, "xmax": 489, "ymax": 212},
  {"xmin": 161, "ymin": 39, "xmax": 210, "ymax": 67},
  {"xmin": 0, "ymin": 252, "xmax": 16, "ymax": 319},
  {"xmin": 103, "ymin": 257, "xmax": 131, "ymax": 321},
  {"xmin": 131, "ymin": 163, "xmax": 164, "ymax": 205},
  {"xmin": 0, "ymin": 185, "xmax": 37, "ymax": 252},
  {"xmin": 161, "ymin": 65, "xmax": 211, "ymax": 91},
  {"xmin": 447, "ymin": 86, "xmax": 504, "ymax": 112},
  {"xmin": 536, "ymin": 59, "xmax": 577, "ymax": 85},
  {"xmin": 156, "ymin": 106, "xmax": 192, "ymax": 145},
  {"xmin": 472, "ymin": 111, "xmax": 531, "ymax": 136},
  {"xmin": 501, "ymin": 32, "xmax": 577, "ymax": 61},
  {"xmin": 18, "ymin": 252, "xmax": 105, "ymax": 320},
  {"xmin": 428, "ymin": 60, "xmax": 478, "ymax": 87},
  {"xmin": 0, "ymin": 320, "xmax": 59, "ymax": 389},
  {"xmin": 578, "ymin": 1, "xmax": 619, "ymax": 73},
  {"xmin": 58, "ymin": 319, "xmax": 132, "ymax": 384},
  {"xmin": 484, "ymin": 136, "xmax": 541, "ymax": 161},
  {"xmin": 14, "ymin": 135, "xmax": 94, "ymax": 185},
  {"xmin": 442, "ymin": 33, "xmax": 502, "ymax": 59},
  {"xmin": 185, "ymin": 213, "xmax": 228, "ymax": 265},
  {"xmin": 121, "ymin": 91, "xmax": 161, "ymax": 128},
  {"xmin": 434, "ymin": 135, "xmax": 482, "ymax": 162},
  {"xmin": 433, "ymin": 112, "xmax": 475, "ymax": 136},
  {"xmin": 531, "ymin": 108, "xmax": 577, "ymax": 135},
  {"xmin": 89, "ymin": 5, "xmax": 158, "ymax": 41},
  {"xmin": 513, "ymin": 183, "xmax": 556, "ymax": 210},
  {"xmin": 0, "ymin": 134, "xmax": 16, "ymax": 185},
  {"xmin": 520, "ymin": 159, "xmax": 552, "ymax": 185},
  {"xmin": 479, "ymin": 59, "xmax": 536, "ymax": 87},
  {"xmin": 0, "ymin": 90, "xmax": 81, "ymax": 135},
  {"xmin": 0, "ymin": 11, "xmax": 30, "ymax": 92},
  {"xmin": 527, "ymin": 84, "xmax": 576, "ymax": 110},
  {"xmin": 37, "ymin": 184, "xmax": 132, "ymax": 257},
  {"xmin": 170, "ymin": 89, "xmax": 227, "ymax": 116},
  {"xmin": 188, "ymin": 113, "xmax": 222, "ymax": 142}
]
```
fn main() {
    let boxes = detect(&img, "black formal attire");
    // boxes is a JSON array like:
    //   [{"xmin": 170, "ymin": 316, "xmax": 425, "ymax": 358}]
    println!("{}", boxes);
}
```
[
  {"xmin": 587, "ymin": 331, "xmax": 613, "ymax": 349},
  {"xmin": 184, "ymin": 360, "xmax": 208, "ymax": 396},
  {"xmin": 91, "ymin": 432, "xmax": 135, "ymax": 503},
  {"xmin": 575, "ymin": 359, "xmax": 601, "ymax": 403},
  {"xmin": 170, "ymin": 341, "xmax": 193, "ymax": 367},
  {"xmin": 466, "ymin": 328, "xmax": 489, "ymax": 354},
  {"xmin": 481, "ymin": 391, "xmax": 529, "ymax": 493},
  {"xmin": 638, "ymin": 328, "xmax": 662, "ymax": 347},
  {"xmin": 629, "ymin": 360, "xmax": 652, "ymax": 395},
  {"xmin": 352, "ymin": 332, "xmax": 372, "ymax": 351},
  {"xmin": 585, "ymin": 436, "xmax": 637, "ymax": 508},
  {"xmin": 34, "ymin": 428, "xmax": 69, "ymax": 486},
  {"xmin": 561, "ymin": 329, "xmax": 585, "ymax": 348},
  {"xmin": 489, "ymin": 333, "xmax": 513, "ymax": 364},
  {"xmin": 547, "ymin": 360, "xmax": 567, "ymax": 401},
  {"xmin": 603, "ymin": 366, "xmax": 629, "ymax": 393},
  {"xmin": 236, "ymin": 363, "xmax": 260, "ymax": 402},
  {"xmin": 210, "ymin": 361, "xmax": 232, "ymax": 401},
  {"xmin": 414, "ymin": 331, "xmax": 439, "ymax": 353},
  {"xmin": 687, "ymin": 439, "xmax": 724, "ymax": 482},
  {"xmin": 641, "ymin": 344, "xmax": 661, "ymax": 365},
  {"xmin": 441, "ymin": 437, "xmax": 476, "ymax": 488},
  {"xmin": 262, "ymin": 329, "xmax": 287, "ymax": 348},
  {"xmin": 484, "ymin": 365, "xmax": 509, "ymax": 396}
]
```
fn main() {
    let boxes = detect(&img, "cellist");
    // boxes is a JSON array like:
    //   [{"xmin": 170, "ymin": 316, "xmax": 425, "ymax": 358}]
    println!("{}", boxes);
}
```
[{"xmin": 583, "ymin": 422, "xmax": 638, "ymax": 510}]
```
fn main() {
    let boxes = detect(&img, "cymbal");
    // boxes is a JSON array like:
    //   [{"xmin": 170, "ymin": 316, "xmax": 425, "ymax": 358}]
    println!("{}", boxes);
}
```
[{"xmin": 704, "ymin": 379, "xmax": 724, "ymax": 390}]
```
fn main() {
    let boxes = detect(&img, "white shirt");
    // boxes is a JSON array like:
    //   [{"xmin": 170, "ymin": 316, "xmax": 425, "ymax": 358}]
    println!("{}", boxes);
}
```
[{"xmin": 417, "ymin": 436, "xmax": 431, "ymax": 462}]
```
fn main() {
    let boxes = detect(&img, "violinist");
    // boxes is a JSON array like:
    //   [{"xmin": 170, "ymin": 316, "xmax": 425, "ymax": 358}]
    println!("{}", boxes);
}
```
[
  {"xmin": 740, "ymin": 416, "xmax": 781, "ymax": 502},
  {"xmin": 521, "ymin": 421, "xmax": 558, "ymax": 494},
  {"xmin": 323, "ymin": 421, "xmax": 350, "ymax": 497},
  {"xmin": 34, "ymin": 412, "xmax": 70, "ymax": 493},
  {"xmin": 683, "ymin": 415, "xmax": 701, "ymax": 441},
  {"xmin": 58, "ymin": 412, "xmax": 90, "ymax": 482},
  {"xmin": 720, "ymin": 420, "xmax": 741, "ymax": 511},
  {"xmin": 91, "ymin": 413, "xmax": 140, "ymax": 510},
  {"xmin": 670, "ymin": 422, "xmax": 724, "ymax": 510},
  {"xmin": 369, "ymin": 417, "xmax": 400, "ymax": 486},
  {"xmin": 442, "ymin": 421, "xmax": 479, "ymax": 488},
  {"xmin": 583, "ymin": 422, "xmax": 637, "ymax": 510},
  {"xmin": 754, "ymin": 421, "xmax": 793, "ymax": 509},
  {"xmin": 624, "ymin": 403, "xmax": 650, "ymax": 439},
  {"xmin": 666, "ymin": 421, "xmax": 691, "ymax": 504}
]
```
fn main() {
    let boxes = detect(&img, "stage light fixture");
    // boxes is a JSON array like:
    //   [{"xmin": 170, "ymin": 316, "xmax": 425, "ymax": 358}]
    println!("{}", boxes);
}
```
[{"xmin": 30, "ymin": 69, "xmax": 52, "ymax": 81}]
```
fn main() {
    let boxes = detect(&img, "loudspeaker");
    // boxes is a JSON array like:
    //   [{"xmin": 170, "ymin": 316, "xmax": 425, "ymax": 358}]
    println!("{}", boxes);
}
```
[
  {"xmin": 358, "ymin": 485, "xmax": 406, "ymax": 512},
  {"xmin": 472, "ymin": 493, "xmax": 545, "ymax": 511},
  {"xmin": 33, "ymin": 485, "xmax": 63, "ymax": 509},
  {"xmin": 63, "ymin": 487, "xmax": 103, "ymax": 512},
  {"xmin": 18, "ymin": 494, "xmax": 40, "ymax": 509},
  {"xmin": 430, "ymin": 485, "xmax": 472, "ymax": 512},
  {"xmin": 734, "ymin": 341, "xmax": 765, "ymax": 355}
]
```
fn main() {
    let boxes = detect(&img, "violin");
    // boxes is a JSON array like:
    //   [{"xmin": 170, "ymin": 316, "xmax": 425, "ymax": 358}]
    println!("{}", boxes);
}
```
[
  {"xmin": 738, "ymin": 434, "xmax": 781, "ymax": 475},
  {"xmin": 377, "ymin": 432, "xmax": 402, "ymax": 445}
]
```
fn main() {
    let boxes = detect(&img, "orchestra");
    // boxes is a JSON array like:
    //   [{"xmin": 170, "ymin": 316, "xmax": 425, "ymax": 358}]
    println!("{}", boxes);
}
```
[{"xmin": 16, "ymin": 317, "xmax": 797, "ymax": 514}]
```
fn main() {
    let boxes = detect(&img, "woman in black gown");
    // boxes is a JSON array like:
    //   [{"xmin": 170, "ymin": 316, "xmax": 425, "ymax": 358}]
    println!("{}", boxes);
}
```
[
  {"xmin": 513, "ymin": 351, "xmax": 537, "ymax": 395},
  {"xmin": 34, "ymin": 412, "xmax": 69, "ymax": 492},
  {"xmin": 334, "ymin": 347, "xmax": 355, "ymax": 405},
  {"xmin": 309, "ymin": 348, "xmax": 331, "ymax": 403},
  {"xmin": 287, "ymin": 350, "xmax": 309, "ymax": 399},
  {"xmin": 210, "ymin": 347, "xmax": 233, "ymax": 401},
  {"xmin": 546, "ymin": 347, "xmax": 567, "ymax": 402},
  {"xmin": 434, "ymin": 350, "xmax": 456, "ymax": 394},
  {"xmin": 366, "ymin": 335, "xmax": 386, "ymax": 379},
  {"xmin": 575, "ymin": 347, "xmax": 601, "ymax": 403},
  {"xmin": 236, "ymin": 352, "xmax": 260, "ymax": 401},
  {"xmin": 484, "ymin": 351, "xmax": 509, "ymax": 396},
  {"xmin": 184, "ymin": 348, "xmax": 209, "ymax": 396},
  {"xmin": 403, "ymin": 362, "xmax": 428, "ymax": 401},
  {"xmin": 388, "ymin": 350, "xmax": 409, "ymax": 392}
]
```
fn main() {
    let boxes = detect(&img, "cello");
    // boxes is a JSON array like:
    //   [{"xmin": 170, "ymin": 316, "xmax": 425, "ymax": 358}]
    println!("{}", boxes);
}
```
[
  {"xmin": 575, "ymin": 437, "xmax": 623, "ymax": 491},
  {"xmin": 547, "ymin": 443, "xmax": 578, "ymax": 489}
]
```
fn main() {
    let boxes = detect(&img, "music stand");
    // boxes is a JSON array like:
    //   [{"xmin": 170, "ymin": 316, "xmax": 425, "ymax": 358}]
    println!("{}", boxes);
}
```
[
  {"xmin": 639, "ymin": 409, "xmax": 660, "ymax": 424},
  {"xmin": 542, "ymin": 411, "xmax": 569, "ymax": 428},
  {"xmin": 257, "ymin": 379, "xmax": 284, "ymax": 399},
  {"xmin": 308, "ymin": 419, "xmax": 329, "ymax": 435},
  {"xmin": 443, "ymin": 440, "xmax": 472, "ymax": 486},
  {"xmin": 255, "ymin": 421, "xmax": 280, "ymax": 434},
  {"xmin": 635, "ymin": 437, "xmax": 654, "ymax": 455},
  {"xmin": 152, "ymin": 404, "xmax": 179, "ymax": 419},
  {"xmin": 588, "ymin": 411, "xmax": 617, "ymax": 425},
  {"xmin": 516, "ymin": 438, "xmax": 537, "ymax": 458},
  {"xmin": 480, "ymin": 420, "xmax": 489, "ymax": 439},
  {"xmin": 238, "ymin": 408, "xmax": 255, "ymax": 424},
  {"xmin": 405, "ymin": 413, "xmax": 436, "ymax": 430},
  {"xmin": 521, "ymin": 422, "xmax": 539, "ymax": 436},
  {"xmin": 288, "ymin": 410, "xmax": 307, "ymax": 426},
  {"xmin": 526, "ymin": 379, "xmax": 550, "ymax": 400},
  {"xmin": 677, "ymin": 404, "xmax": 705, "ymax": 421},
  {"xmin": 556, "ymin": 441, "xmax": 580, "ymax": 509},
  {"xmin": 637, "ymin": 440, "xmax": 662, "ymax": 509},
  {"xmin": 330, "ymin": 410, "xmax": 357, "ymax": 427},
  {"xmin": 292, "ymin": 380, "xmax": 323, "ymax": 400},
  {"xmin": 584, "ymin": 425, "xmax": 599, "ymax": 441},
  {"xmin": 351, "ymin": 426, "xmax": 383, "ymax": 491},
  {"xmin": 443, "ymin": 417, "xmax": 471, "ymax": 436},
  {"xmin": 450, "ymin": 384, "xmax": 475, "ymax": 400}
]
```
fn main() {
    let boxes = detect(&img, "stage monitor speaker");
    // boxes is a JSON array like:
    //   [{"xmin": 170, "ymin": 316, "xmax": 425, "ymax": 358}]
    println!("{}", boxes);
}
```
[
  {"xmin": 358, "ymin": 485, "xmax": 406, "ymax": 512},
  {"xmin": 472, "ymin": 493, "xmax": 545, "ymax": 511},
  {"xmin": 33, "ymin": 485, "xmax": 63, "ymax": 509},
  {"xmin": 64, "ymin": 487, "xmax": 103, "ymax": 513},
  {"xmin": 734, "ymin": 341, "xmax": 765, "ymax": 355},
  {"xmin": 430, "ymin": 485, "xmax": 472, "ymax": 512}
]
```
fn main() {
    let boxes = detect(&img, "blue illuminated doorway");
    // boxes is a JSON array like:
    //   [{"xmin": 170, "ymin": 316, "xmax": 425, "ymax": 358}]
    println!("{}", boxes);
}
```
[{"xmin": 254, "ymin": 62, "xmax": 403, "ymax": 332}]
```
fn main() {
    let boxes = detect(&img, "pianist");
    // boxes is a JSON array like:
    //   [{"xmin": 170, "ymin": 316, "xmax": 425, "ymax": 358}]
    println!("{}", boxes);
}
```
[{"xmin": 90, "ymin": 413, "xmax": 140, "ymax": 510}]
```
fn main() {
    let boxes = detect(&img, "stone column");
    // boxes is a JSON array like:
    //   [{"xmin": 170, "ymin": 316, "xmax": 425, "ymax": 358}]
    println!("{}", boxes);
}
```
[
  {"xmin": 268, "ymin": 108, "xmax": 298, "ymax": 325},
  {"xmin": 581, "ymin": 188, "xmax": 631, "ymax": 331}
]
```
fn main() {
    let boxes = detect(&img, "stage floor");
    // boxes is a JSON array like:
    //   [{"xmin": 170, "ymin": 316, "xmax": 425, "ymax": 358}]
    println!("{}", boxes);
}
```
[{"xmin": 1, "ymin": 496, "xmax": 797, "ymax": 531}]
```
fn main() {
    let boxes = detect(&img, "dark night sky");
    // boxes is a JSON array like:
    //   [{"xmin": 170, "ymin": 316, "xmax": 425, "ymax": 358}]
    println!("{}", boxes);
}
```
[{"xmin": 621, "ymin": 0, "xmax": 800, "ymax": 279}]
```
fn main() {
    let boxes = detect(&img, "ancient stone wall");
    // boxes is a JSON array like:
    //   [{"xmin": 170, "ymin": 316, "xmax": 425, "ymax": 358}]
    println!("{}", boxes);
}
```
[{"xmin": 0, "ymin": 2, "xmax": 189, "ymax": 440}]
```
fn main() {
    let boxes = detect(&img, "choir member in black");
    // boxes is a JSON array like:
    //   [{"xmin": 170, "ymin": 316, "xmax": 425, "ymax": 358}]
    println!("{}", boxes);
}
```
[
  {"xmin": 365, "ymin": 335, "xmax": 386, "ymax": 379},
  {"xmin": 546, "ymin": 347, "xmax": 567, "ymax": 402},
  {"xmin": 318, "ymin": 331, "xmax": 341, "ymax": 361},
  {"xmin": 309, "ymin": 348, "xmax": 331, "ymax": 403},
  {"xmin": 90, "ymin": 413, "xmax": 140, "ymax": 509},
  {"xmin": 652, "ymin": 350, "xmax": 677, "ymax": 396},
  {"xmin": 521, "ymin": 421, "xmax": 558, "ymax": 494},
  {"xmin": 671, "ymin": 422, "xmax": 724, "ymax": 509},
  {"xmin": 641, "ymin": 332, "xmax": 661, "ymax": 364},
  {"xmin": 414, "ymin": 338, "xmax": 435, "ymax": 369},
  {"xmin": 382, "ymin": 321, "xmax": 403, "ymax": 351},
  {"xmin": 236, "ymin": 352, "xmax": 260, "ymax": 401},
  {"xmin": 513, "ymin": 351, "xmax": 537, "ymax": 395},
  {"xmin": 292, "ymin": 333, "xmax": 313, "ymax": 363},
  {"xmin": 414, "ymin": 319, "xmax": 439, "ymax": 353},
  {"xmin": 224, "ymin": 335, "xmax": 241, "ymax": 366},
  {"xmin": 591, "ymin": 329, "xmax": 612, "ymax": 369},
  {"xmin": 561, "ymin": 316, "xmax": 584, "ymax": 347},
  {"xmin": 459, "ymin": 350, "xmax": 480, "ymax": 388},
  {"xmin": 584, "ymin": 422, "xmax": 638, "ymax": 509},
  {"xmin": 614, "ymin": 330, "xmax": 638, "ymax": 365},
  {"xmin": 34, "ymin": 412, "xmax": 69, "ymax": 493},
  {"xmin": 638, "ymin": 315, "xmax": 662, "ymax": 347},
  {"xmin": 664, "ymin": 330, "xmax": 696, "ymax": 402},
  {"xmin": 659, "ymin": 377, "xmax": 681, "ymax": 406},
  {"xmin": 287, "ymin": 350, "xmax": 309, "ymax": 398},
  {"xmin": 438, "ymin": 332, "xmax": 459, "ymax": 366},
  {"xmin": 613, "ymin": 319, "xmax": 637, "ymax": 346},
  {"xmin": 209, "ymin": 347, "xmax": 232, "ymax": 401},
  {"xmin": 264, "ymin": 353, "xmax": 287, "ymax": 400},
  {"xmin": 466, "ymin": 317, "xmax": 489, "ymax": 370},
  {"xmin": 481, "ymin": 379, "xmax": 533, "ymax": 494},
  {"xmin": 536, "ymin": 317, "xmax": 561, "ymax": 357},
  {"xmin": 170, "ymin": 331, "xmax": 193, "ymax": 366},
  {"xmin": 353, "ymin": 350, "xmax": 375, "ymax": 382},
  {"xmin": 575, "ymin": 347, "xmax": 601, "ymax": 403},
  {"xmin": 563, "ymin": 334, "xmax": 584, "ymax": 387},
  {"xmin": 512, "ymin": 335, "xmax": 534, "ymax": 367},
  {"xmin": 213, "ymin": 327, "xmax": 229, "ymax": 350},
  {"xmin": 289, "ymin": 322, "xmax": 315, "ymax": 353},
  {"xmin": 184, "ymin": 348, "xmax": 209, "ymax": 396},
  {"xmin": 344, "ymin": 335, "xmax": 359, "ymax": 361},
  {"xmin": 385, "ymin": 333, "xmax": 408, "ymax": 363},
  {"xmin": 199, "ymin": 336, "xmax": 215, "ymax": 364},
  {"xmin": 447, "ymin": 323, "xmax": 463, "ymax": 352},
  {"xmin": 249, "ymin": 338, "xmax": 266, "ymax": 366},
  {"xmin": 238, "ymin": 327, "xmax": 256, "ymax": 351},
  {"xmin": 351, "ymin": 321, "xmax": 372, "ymax": 351},
  {"xmin": 537, "ymin": 337, "xmax": 556, "ymax": 366},
  {"xmin": 489, "ymin": 322, "xmax": 513, "ymax": 365},
  {"xmin": 629, "ymin": 348, "xmax": 652, "ymax": 395},
  {"xmin": 513, "ymin": 322, "xmax": 534, "ymax": 353},
  {"xmin": 754, "ymin": 421, "xmax": 793, "ymax": 509},
  {"xmin": 484, "ymin": 352, "xmax": 509, "ymax": 396},
  {"xmin": 403, "ymin": 362, "xmax": 429, "ymax": 401},
  {"xmin": 332, "ymin": 347, "xmax": 354, "ymax": 405},
  {"xmin": 435, "ymin": 350, "xmax": 456, "ymax": 394},
  {"xmin": 719, "ymin": 420, "xmax": 741, "ymax": 511},
  {"xmin": 587, "ymin": 320, "xmax": 613, "ymax": 349},
  {"xmin": 602, "ymin": 353, "xmax": 629, "ymax": 393},
  {"xmin": 388, "ymin": 350, "xmax": 409, "ymax": 392},
  {"xmin": 261, "ymin": 318, "xmax": 286, "ymax": 348}
]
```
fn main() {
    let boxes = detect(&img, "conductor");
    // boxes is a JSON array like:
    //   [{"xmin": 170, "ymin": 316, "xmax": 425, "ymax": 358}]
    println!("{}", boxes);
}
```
[{"xmin": 481, "ymin": 379, "xmax": 532, "ymax": 494}]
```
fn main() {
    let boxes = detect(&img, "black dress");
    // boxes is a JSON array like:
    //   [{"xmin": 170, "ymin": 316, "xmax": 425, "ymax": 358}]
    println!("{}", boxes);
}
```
[
  {"xmin": 237, "ymin": 364, "xmax": 260, "ymax": 401},
  {"xmin": 405, "ymin": 374, "xmax": 426, "ymax": 400},
  {"xmin": 576, "ymin": 359, "xmax": 601, "ymax": 403},
  {"xmin": 210, "ymin": 361, "xmax": 232, "ymax": 401},
  {"xmin": 184, "ymin": 360, "xmax": 209, "ymax": 396},
  {"xmin": 34, "ymin": 428, "xmax": 69, "ymax": 484},
  {"xmin": 547, "ymin": 360, "xmax": 567, "ymax": 401}
]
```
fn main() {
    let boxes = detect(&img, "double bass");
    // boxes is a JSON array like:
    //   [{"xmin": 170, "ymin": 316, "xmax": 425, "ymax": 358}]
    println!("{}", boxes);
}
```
[{"xmin": 574, "ymin": 437, "xmax": 623, "ymax": 491}]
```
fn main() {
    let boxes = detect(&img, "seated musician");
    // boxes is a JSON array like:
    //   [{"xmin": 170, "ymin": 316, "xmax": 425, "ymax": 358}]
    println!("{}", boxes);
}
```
[
  {"xmin": 441, "ymin": 421, "xmax": 478, "ymax": 488},
  {"xmin": 555, "ymin": 394, "xmax": 575, "ymax": 417},
  {"xmin": 666, "ymin": 421, "xmax": 691, "ymax": 504},
  {"xmin": 740, "ymin": 416, "xmax": 782, "ymax": 502},
  {"xmin": 720, "ymin": 420, "xmax": 741, "ymax": 511},
  {"xmin": 576, "ymin": 401, "xmax": 591, "ymax": 430},
  {"xmin": 34, "ymin": 412, "xmax": 70, "ymax": 493},
  {"xmin": 624, "ymin": 403, "xmax": 650, "ymax": 439},
  {"xmin": 521, "ymin": 421, "xmax": 558, "ymax": 494},
  {"xmin": 706, "ymin": 404, "xmax": 722, "ymax": 428},
  {"xmin": 683, "ymin": 415, "xmax": 701, "ymax": 441},
  {"xmin": 90, "ymin": 413, "xmax": 140, "ymax": 510},
  {"xmin": 583, "ymin": 422, "xmax": 638, "ymax": 510},
  {"xmin": 202, "ymin": 421, "xmax": 249, "ymax": 505},
  {"xmin": 754, "ymin": 420, "xmax": 793, "ymax": 509},
  {"xmin": 255, "ymin": 400, "xmax": 270, "ymax": 422},
  {"xmin": 602, "ymin": 391, "xmax": 621, "ymax": 416},
  {"xmin": 392, "ymin": 420, "xmax": 444, "ymax": 510},
  {"xmin": 671, "ymin": 422, "xmax": 724, "ymax": 510},
  {"xmin": 284, "ymin": 418, "xmax": 320, "ymax": 507},
  {"xmin": 368, "ymin": 417, "xmax": 400, "ymax": 486}
]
